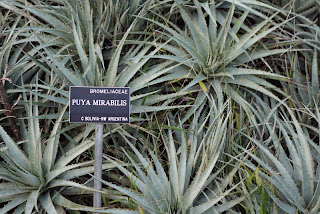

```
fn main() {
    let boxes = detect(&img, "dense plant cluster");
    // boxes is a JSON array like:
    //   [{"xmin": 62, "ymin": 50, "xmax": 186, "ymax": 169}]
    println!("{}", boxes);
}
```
[{"xmin": 0, "ymin": 0, "xmax": 319, "ymax": 213}]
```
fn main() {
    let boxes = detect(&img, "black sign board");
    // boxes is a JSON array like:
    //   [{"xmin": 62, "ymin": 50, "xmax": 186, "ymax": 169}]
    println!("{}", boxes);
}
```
[{"xmin": 69, "ymin": 86, "xmax": 130, "ymax": 123}]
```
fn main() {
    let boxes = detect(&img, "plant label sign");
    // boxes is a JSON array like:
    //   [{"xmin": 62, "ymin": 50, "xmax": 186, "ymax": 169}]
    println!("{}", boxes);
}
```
[{"xmin": 69, "ymin": 86, "xmax": 130, "ymax": 123}]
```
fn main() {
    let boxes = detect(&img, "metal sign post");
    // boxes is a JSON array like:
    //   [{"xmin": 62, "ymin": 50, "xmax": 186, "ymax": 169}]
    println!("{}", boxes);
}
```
[
  {"xmin": 69, "ymin": 86, "xmax": 130, "ymax": 210},
  {"xmin": 94, "ymin": 123, "xmax": 103, "ymax": 209}
]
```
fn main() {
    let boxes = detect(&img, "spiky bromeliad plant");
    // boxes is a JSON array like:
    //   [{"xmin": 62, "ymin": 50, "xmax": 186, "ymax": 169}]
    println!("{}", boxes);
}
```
[
  {"xmin": 0, "ymin": 0, "xmax": 192, "ymax": 125},
  {"xmin": 94, "ymin": 99, "xmax": 248, "ymax": 214},
  {"xmin": 236, "ymin": 96, "xmax": 320, "ymax": 213},
  {"xmin": 139, "ymin": 0, "xmax": 299, "ymax": 124},
  {"xmin": 0, "ymin": 93, "xmax": 139, "ymax": 214}
]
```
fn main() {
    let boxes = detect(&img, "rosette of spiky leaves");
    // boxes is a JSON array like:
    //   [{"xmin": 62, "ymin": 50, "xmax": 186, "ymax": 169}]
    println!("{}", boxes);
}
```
[
  {"xmin": 0, "ymin": 0, "xmax": 149, "ymax": 51},
  {"xmin": 140, "ymin": 0, "xmax": 298, "ymax": 123},
  {"xmin": 96, "ymin": 99, "xmax": 246, "ymax": 213},
  {"xmin": 19, "ymin": 26, "xmax": 192, "ymax": 123},
  {"xmin": 235, "ymin": 96, "xmax": 320, "ymax": 213},
  {"xmin": 0, "ymin": 0, "xmax": 147, "ymax": 85},
  {"xmin": 0, "ymin": 93, "xmax": 137, "ymax": 214},
  {"xmin": 1, "ymin": 0, "xmax": 191, "ymax": 125},
  {"xmin": 0, "ymin": 0, "xmax": 152, "ymax": 92}
]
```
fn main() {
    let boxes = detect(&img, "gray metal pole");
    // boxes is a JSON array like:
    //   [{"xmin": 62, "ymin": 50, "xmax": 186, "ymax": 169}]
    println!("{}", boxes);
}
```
[{"xmin": 94, "ymin": 123, "xmax": 103, "ymax": 210}]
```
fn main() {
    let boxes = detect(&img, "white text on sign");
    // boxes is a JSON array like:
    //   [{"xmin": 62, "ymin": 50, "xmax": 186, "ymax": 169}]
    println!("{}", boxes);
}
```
[
  {"xmin": 89, "ymin": 89, "xmax": 128, "ymax": 94},
  {"xmin": 72, "ymin": 99, "xmax": 127, "ymax": 106},
  {"xmin": 80, "ymin": 116, "xmax": 128, "ymax": 122}
]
